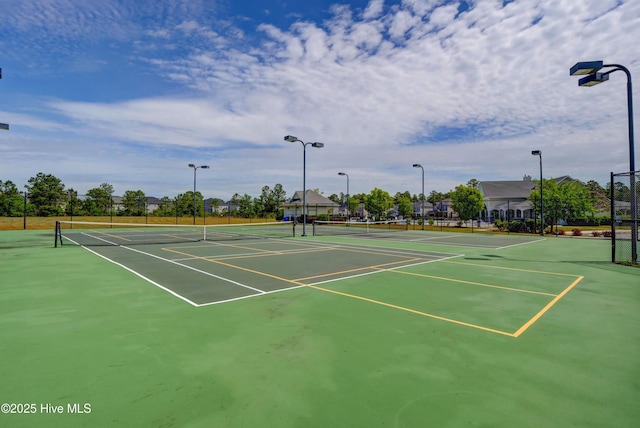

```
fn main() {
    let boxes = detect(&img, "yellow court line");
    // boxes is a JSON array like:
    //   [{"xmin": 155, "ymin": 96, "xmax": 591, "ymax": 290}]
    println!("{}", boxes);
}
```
[
  {"xmin": 206, "ymin": 246, "xmax": 334, "ymax": 261},
  {"xmin": 203, "ymin": 241, "xmax": 285, "ymax": 253},
  {"xmin": 325, "ymin": 245, "xmax": 422, "ymax": 259},
  {"xmin": 442, "ymin": 260, "xmax": 581, "ymax": 277},
  {"xmin": 162, "ymin": 246, "xmax": 562, "ymax": 338},
  {"xmin": 304, "ymin": 283, "xmax": 515, "ymax": 337},
  {"xmin": 163, "ymin": 244, "xmax": 333, "ymax": 260},
  {"xmin": 512, "ymin": 275, "xmax": 584, "ymax": 337},
  {"xmin": 90, "ymin": 231, "xmax": 133, "ymax": 241},
  {"xmin": 389, "ymin": 270, "xmax": 558, "ymax": 297},
  {"xmin": 294, "ymin": 257, "xmax": 424, "ymax": 281}
]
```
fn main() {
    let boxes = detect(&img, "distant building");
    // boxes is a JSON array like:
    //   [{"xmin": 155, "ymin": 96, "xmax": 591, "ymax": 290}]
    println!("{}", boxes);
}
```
[
  {"xmin": 282, "ymin": 190, "xmax": 340, "ymax": 220},
  {"xmin": 478, "ymin": 176, "xmax": 537, "ymax": 222},
  {"xmin": 478, "ymin": 175, "xmax": 584, "ymax": 222},
  {"xmin": 204, "ymin": 198, "xmax": 237, "ymax": 214}
]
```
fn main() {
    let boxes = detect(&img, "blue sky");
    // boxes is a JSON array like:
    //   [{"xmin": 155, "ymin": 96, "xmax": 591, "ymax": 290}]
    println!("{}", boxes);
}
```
[{"xmin": 1, "ymin": 0, "xmax": 638, "ymax": 200}]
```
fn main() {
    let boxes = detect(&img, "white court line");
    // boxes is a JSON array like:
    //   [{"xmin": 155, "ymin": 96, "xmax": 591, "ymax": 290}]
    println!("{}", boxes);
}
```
[
  {"xmin": 195, "ymin": 284, "xmax": 306, "ymax": 307},
  {"xmin": 64, "ymin": 235, "xmax": 266, "ymax": 302},
  {"xmin": 308, "ymin": 253, "xmax": 464, "ymax": 287},
  {"xmin": 63, "ymin": 235, "xmax": 463, "ymax": 307},
  {"xmin": 339, "ymin": 232, "xmax": 546, "ymax": 250},
  {"xmin": 168, "ymin": 246, "xmax": 328, "ymax": 262},
  {"xmin": 496, "ymin": 238, "xmax": 546, "ymax": 250},
  {"xmin": 67, "ymin": 239, "xmax": 201, "ymax": 307},
  {"xmin": 323, "ymin": 232, "xmax": 505, "ymax": 248},
  {"xmin": 117, "ymin": 245, "xmax": 266, "ymax": 293},
  {"xmin": 407, "ymin": 234, "xmax": 458, "ymax": 241},
  {"xmin": 298, "ymin": 239, "xmax": 460, "ymax": 259}
]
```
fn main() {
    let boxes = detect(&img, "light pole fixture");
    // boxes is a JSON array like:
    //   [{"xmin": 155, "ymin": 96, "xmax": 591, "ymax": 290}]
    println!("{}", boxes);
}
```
[
  {"xmin": 338, "ymin": 172, "xmax": 349, "ymax": 219},
  {"xmin": 188, "ymin": 163, "xmax": 210, "ymax": 225},
  {"xmin": 531, "ymin": 150, "xmax": 544, "ymax": 236},
  {"xmin": 413, "ymin": 164, "xmax": 425, "ymax": 230},
  {"xmin": 285, "ymin": 135, "xmax": 324, "ymax": 236},
  {"xmin": 570, "ymin": 60, "xmax": 636, "ymax": 262}
]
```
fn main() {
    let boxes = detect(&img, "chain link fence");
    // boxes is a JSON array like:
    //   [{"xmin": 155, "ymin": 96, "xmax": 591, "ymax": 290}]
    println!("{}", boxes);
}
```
[{"xmin": 611, "ymin": 171, "xmax": 639, "ymax": 264}]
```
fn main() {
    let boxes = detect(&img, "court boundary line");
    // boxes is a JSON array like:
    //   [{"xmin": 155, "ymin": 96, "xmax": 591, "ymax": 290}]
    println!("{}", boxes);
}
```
[
  {"xmin": 388, "ymin": 270, "xmax": 557, "ymax": 297},
  {"xmin": 314, "ymin": 232, "xmax": 545, "ymax": 250},
  {"xmin": 442, "ymin": 259, "xmax": 580, "ymax": 277},
  {"xmin": 308, "ymin": 254, "xmax": 464, "ymax": 286},
  {"xmin": 65, "ymin": 235, "xmax": 584, "ymax": 338},
  {"xmin": 293, "ymin": 238, "xmax": 461, "ymax": 259},
  {"xmin": 294, "ymin": 257, "xmax": 427, "ymax": 282},
  {"xmin": 120, "ymin": 245, "xmax": 266, "ymax": 293},
  {"xmin": 513, "ymin": 275, "xmax": 584, "ymax": 337},
  {"xmin": 303, "ymin": 282, "xmax": 516, "ymax": 337},
  {"xmin": 323, "ymin": 233, "xmax": 500, "ymax": 248},
  {"xmin": 65, "ymin": 235, "xmax": 268, "ymax": 303},
  {"xmin": 79, "ymin": 245, "xmax": 201, "ymax": 307},
  {"xmin": 495, "ymin": 238, "xmax": 546, "ymax": 250},
  {"xmin": 306, "ymin": 254, "xmax": 583, "ymax": 337},
  {"xmin": 195, "ymin": 284, "xmax": 306, "ymax": 307}
]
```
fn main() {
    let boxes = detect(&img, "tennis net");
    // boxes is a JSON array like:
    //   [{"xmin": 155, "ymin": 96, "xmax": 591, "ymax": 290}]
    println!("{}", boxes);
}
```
[
  {"xmin": 312, "ymin": 220, "xmax": 408, "ymax": 237},
  {"xmin": 55, "ymin": 220, "xmax": 295, "ymax": 247}
]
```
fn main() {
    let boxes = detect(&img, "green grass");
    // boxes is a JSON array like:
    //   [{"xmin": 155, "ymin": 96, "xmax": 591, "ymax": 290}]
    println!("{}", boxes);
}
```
[{"xmin": 1, "ymin": 230, "xmax": 639, "ymax": 427}]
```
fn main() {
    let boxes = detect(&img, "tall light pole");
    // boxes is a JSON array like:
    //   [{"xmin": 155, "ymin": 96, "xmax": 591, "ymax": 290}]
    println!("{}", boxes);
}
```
[
  {"xmin": 20, "ymin": 190, "xmax": 27, "ymax": 230},
  {"xmin": 284, "ymin": 135, "xmax": 324, "ymax": 236},
  {"xmin": 188, "ymin": 163, "xmax": 209, "ymax": 225},
  {"xmin": 531, "ymin": 150, "xmax": 544, "ymax": 236},
  {"xmin": 413, "ymin": 164, "xmax": 425, "ymax": 230},
  {"xmin": 0, "ymin": 68, "xmax": 8, "ymax": 131},
  {"xmin": 570, "ymin": 61, "xmax": 636, "ymax": 263},
  {"xmin": 338, "ymin": 172, "xmax": 349, "ymax": 220}
]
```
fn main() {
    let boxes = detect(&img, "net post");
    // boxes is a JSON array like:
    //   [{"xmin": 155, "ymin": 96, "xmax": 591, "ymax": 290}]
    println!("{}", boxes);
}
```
[
  {"xmin": 54, "ymin": 221, "xmax": 62, "ymax": 247},
  {"xmin": 312, "ymin": 222, "xmax": 316, "ymax": 236}
]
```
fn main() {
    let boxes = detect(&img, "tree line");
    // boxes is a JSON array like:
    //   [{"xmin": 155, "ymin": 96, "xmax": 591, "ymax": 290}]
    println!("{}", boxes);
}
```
[
  {"xmin": 0, "ymin": 173, "xmax": 629, "ymax": 225},
  {"xmin": 0, "ymin": 173, "xmax": 295, "ymax": 219}
]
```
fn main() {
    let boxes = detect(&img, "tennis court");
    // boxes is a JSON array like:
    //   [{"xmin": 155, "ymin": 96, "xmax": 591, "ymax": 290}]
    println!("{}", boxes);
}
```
[
  {"xmin": 56, "ymin": 221, "xmax": 579, "ymax": 337},
  {"xmin": 1, "ymin": 224, "xmax": 639, "ymax": 427},
  {"xmin": 312, "ymin": 219, "xmax": 545, "ymax": 248}
]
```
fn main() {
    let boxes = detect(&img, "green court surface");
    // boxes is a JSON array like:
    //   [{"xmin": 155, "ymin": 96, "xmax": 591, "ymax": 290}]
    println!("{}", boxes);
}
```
[{"xmin": 1, "ymin": 229, "xmax": 639, "ymax": 427}]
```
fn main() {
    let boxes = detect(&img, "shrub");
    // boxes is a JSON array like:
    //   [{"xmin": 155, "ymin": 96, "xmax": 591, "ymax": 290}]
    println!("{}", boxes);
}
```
[
  {"xmin": 572, "ymin": 228, "xmax": 582, "ymax": 236},
  {"xmin": 494, "ymin": 219, "xmax": 507, "ymax": 231},
  {"xmin": 556, "ymin": 229, "xmax": 565, "ymax": 235},
  {"xmin": 602, "ymin": 230, "xmax": 612, "ymax": 238},
  {"xmin": 507, "ymin": 220, "xmax": 527, "ymax": 233},
  {"xmin": 591, "ymin": 231, "xmax": 602, "ymax": 237}
]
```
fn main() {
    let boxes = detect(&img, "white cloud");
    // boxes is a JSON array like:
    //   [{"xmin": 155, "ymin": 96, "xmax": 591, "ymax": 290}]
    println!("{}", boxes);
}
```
[
  {"xmin": 1, "ymin": 0, "xmax": 639, "ymax": 199},
  {"xmin": 363, "ymin": 0, "xmax": 385, "ymax": 20}
]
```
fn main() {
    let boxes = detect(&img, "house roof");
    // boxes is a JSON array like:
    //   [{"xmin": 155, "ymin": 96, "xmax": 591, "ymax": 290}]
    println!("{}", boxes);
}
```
[
  {"xmin": 479, "ymin": 175, "xmax": 584, "ymax": 200},
  {"xmin": 555, "ymin": 175, "xmax": 584, "ymax": 186},
  {"xmin": 478, "ymin": 180, "xmax": 537, "ymax": 199},
  {"xmin": 283, "ymin": 190, "xmax": 339, "ymax": 207}
]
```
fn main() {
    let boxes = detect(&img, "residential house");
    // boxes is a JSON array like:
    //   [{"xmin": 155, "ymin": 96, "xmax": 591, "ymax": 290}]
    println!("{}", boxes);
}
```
[
  {"xmin": 478, "ymin": 176, "xmax": 536, "ymax": 222},
  {"xmin": 204, "ymin": 198, "xmax": 237, "ymax": 214},
  {"xmin": 282, "ymin": 190, "xmax": 340, "ymax": 220},
  {"xmin": 478, "ymin": 175, "xmax": 585, "ymax": 222}
]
